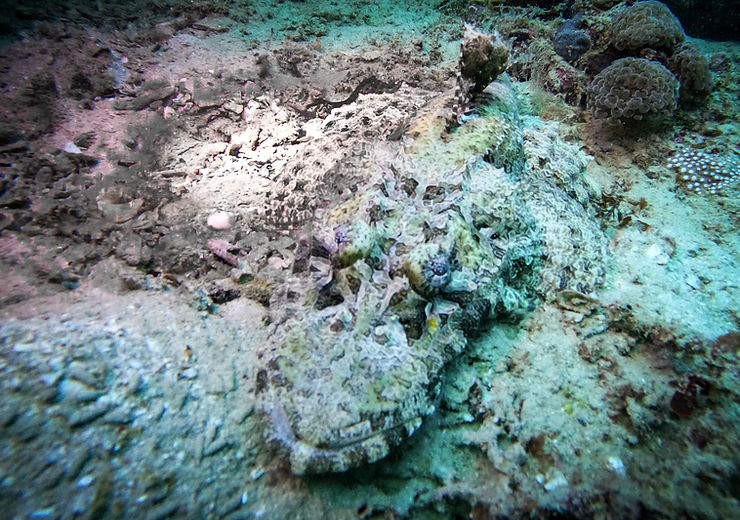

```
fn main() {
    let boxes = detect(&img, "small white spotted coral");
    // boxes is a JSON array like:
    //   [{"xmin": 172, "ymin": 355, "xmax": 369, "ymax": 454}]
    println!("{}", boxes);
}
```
[{"xmin": 668, "ymin": 148, "xmax": 739, "ymax": 194}]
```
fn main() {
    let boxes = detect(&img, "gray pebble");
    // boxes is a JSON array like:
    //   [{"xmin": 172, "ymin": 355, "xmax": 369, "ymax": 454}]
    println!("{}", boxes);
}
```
[
  {"xmin": 66, "ymin": 361, "xmax": 106, "ymax": 389},
  {"xmin": 144, "ymin": 500, "xmax": 180, "ymax": 520},
  {"xmin": 216, "ymin": 489, "xmax": 246, "ymax": 517},
  {"xmin": 59, "ymin": 379, "xmax": 103, "ymax": 403},
  {"xmin": 9, "ymin": 408, "xmax": 45, "ymax": 441},
  {"xmin": 66, "ymin": 490, "xmax": 94, "ymax": 517},
  {"xmin": 40, "ymin": 371, "xmax": 63, "ymax": 387},
  {"xmin": 68, "ymin": 401, "xmax": 113, "ymax": 427},
  {"xmin": 0, "ymin": 396, "xmax": 23, "ymax": 427},
  {"xmin": 102, "ymin": 406, "xmax": 133, "ymax": 424},
  {"xmin": 65, "ymin": 447, "xmax": 91, "ymax": 480},
  {"xmin": 38, "ymin": 462, "xmax": 66, "ymax": 490},
  {"xmin": 128, "ymin": 372, "xmax": 144, "ymax": 396},
  {"xmin": 148, "ymin": 401, "xmax": 166, "ymax": 421},
  {"xmin": 203, "ymin": 437, "xmax": 233, "ymax": 457},
  {"xmin": 29, "ymin": 507, "xmax": 56, "ymax": 519},
  {"xmin": 179, "ymin": 367, "xmax": 198, "ymax": 380}
]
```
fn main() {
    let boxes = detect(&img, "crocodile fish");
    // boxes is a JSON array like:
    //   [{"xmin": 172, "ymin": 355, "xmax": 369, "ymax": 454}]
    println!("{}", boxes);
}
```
[{"xmin": 255, "ymin": 78, "xmax": 608, "ymax": 475}]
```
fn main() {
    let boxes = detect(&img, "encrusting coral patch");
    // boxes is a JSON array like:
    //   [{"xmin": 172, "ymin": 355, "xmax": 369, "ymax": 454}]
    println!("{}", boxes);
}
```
[{"xmin": 668, "ymin": 148, "xmax": 740, "ymax": 194}]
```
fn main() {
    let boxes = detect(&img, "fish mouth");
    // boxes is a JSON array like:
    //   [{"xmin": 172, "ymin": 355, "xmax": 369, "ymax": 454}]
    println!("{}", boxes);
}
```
[{"xmin": 267, "ymin": 397, "xmax": 426, "ymax": 475}]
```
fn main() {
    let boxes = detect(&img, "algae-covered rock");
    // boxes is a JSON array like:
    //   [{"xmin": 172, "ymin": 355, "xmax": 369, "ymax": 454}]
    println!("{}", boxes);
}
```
[
  {"xmin": 554, "ymin": 16, "xmax": 592, "ymax": 63},
  {"xmin": 669, "ymin": 42, "xmax": 713, "ymax": 106},
  {"xmin": 460, "ymin": 23, "xmax": 510, "ymax": 95}
]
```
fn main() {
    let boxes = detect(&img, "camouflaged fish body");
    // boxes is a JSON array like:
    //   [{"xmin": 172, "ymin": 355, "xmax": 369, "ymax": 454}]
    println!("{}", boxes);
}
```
[{"xmin": 256, "ymin": 79, "xmax": 608, "ymax": 474}]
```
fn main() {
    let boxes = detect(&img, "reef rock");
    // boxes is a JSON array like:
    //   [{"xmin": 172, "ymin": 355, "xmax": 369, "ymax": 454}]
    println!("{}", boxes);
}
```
[{"xmin": 554, "ymin": 16, "xmax": 592, "ymax": 63}]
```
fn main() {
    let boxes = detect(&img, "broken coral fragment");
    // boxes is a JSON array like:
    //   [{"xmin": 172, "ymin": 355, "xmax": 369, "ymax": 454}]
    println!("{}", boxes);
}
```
[{"xmin": 208, "ymin": 239, "xmax": 241, "ymax": 266}]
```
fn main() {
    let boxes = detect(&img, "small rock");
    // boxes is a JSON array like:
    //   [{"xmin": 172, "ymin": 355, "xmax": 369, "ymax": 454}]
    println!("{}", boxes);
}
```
[
  {"xmin": 68, "ymin": 401, "xmax": 114, "ymax": 427},
  {"xmin": 685, "ymin": 272, "xmax": 702, "ymax": 290},
  {"xmin": 554, "ymin": 20, "xmax": 591, "ymax": 63},
  {"xmin": 29, "ymin": 508, "xmax": 55, "ymax": 519},
  {"xmin": 113, "ymin": 86, "xmax": 177, "ymax": 111},
  {"xmin": 179, "ymin": 367, "xmax": 198, "ymax": 380},
  {"xmin": 645, "ymin": 243, "xmax": 669, "ymax": 265},
  {"xmin": 228, "ymin": 126, "xmax": 260, "ymax": 155},
  {"xmin": 98, "ymin": 196, "xmax": 144, "ymax": 224},
  {"xmin": 543, "ymin": 470, "xmax": 569, "ymax": 491},
  {"xmin": 66, "ymin": 447, "xmax": 91, "ymax": 479},
  {"xmin": 59, "ymin": 379, "xmax": 103, "ymax": 403},
  {"xmin": 224, "ymin": 99, "xmax": 244, "ymax": 115},
  {"xmin": 67, "ymin": 361, "xmax": 107, "ymax": 389},
  {"xmin": 63, "ymin": 141, "xmax": 81, "ymax": 154},
  {"xmin": 38, "ymin": 463, "xmax": 66, "ymax": 490},
  {"xmin": 203, "ymin": 437, "xmax": 232, "ymax": 457},
  {"xmin": 201, "ymin": 141, "xmax": 228, "ymax": 157},
  {"xmin": 40, "ymin": 371, "xmax": 63, "ymax": 387},
  {"xmin": 77, "ymin": 474, "xmax": 95, "ymax": 487},
  {"xmin": 606, "ymin": 455, "xmax": 626, "ymax": 476},
  {"xmin": 149, "ymin": 401, "xmax": 166, "ymax": 421},
  {"xmin": 217, "ymin": 490, "xmax": 247, "ymax": 517},
  {"xmin": 102, "ymin": 406, "xmax": 133, "ymax": 424},
  {"xmin": 73, "ymin": 131, "xmax": 97, "ymax": 149}
]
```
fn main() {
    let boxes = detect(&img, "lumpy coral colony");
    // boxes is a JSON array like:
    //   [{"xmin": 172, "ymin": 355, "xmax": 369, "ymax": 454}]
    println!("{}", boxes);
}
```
[
  {"xmin": 256, "ymin": 26, "xmax": 608, "ymax": 475},
  {"xmin": 587, "ymin": 57, "xmax": 679, "ymax": 122},
  {"xmin": 586, "ymin": 1, "xmax": 711, "ymax": 123}
]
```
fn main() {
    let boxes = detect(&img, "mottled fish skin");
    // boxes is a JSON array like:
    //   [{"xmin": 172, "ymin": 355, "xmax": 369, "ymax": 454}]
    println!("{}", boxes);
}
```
[{"xmin": 256, "ymin": 79, "xmax": 607, "ymax": 475}]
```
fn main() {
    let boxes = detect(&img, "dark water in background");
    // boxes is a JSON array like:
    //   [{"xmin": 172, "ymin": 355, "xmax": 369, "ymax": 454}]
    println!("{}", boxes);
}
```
[
  {"xmin": 0, "ymin": 0, "xmax": 738, "ymax": 42},
  {"xmin": 664, "ymin": 0, "xmax": 740, "ymax": 40}
]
